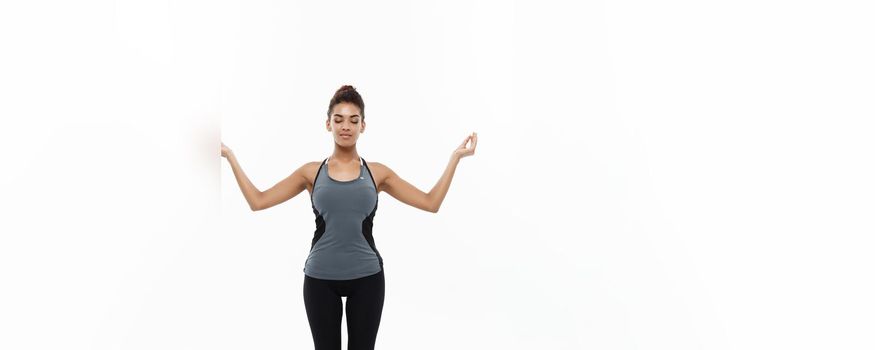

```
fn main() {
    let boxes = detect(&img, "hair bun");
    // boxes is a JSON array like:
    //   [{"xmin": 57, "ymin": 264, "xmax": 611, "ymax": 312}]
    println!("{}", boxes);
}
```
[{"xmin": 327, "ymin": 84, "xmax": 365, "ymax": 119}]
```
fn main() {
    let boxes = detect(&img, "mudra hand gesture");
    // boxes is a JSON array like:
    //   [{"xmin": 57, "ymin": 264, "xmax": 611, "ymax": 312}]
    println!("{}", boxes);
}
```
[
  {"xmin": 453, "ymin": 132, "xmax": 478, "ymax": 159},
  {"xmin": 221, "ymin": 142, "xmax": 233, "ymax": 158}
]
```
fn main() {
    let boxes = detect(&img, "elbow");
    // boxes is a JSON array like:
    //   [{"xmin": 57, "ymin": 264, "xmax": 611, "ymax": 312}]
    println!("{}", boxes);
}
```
[
  {"xmin": 426, "ymin": 194, "xmax": 439, "ymax": 213},
  {"xmin": 249, "ymin": 193, "xmax": 263, "ymax": 211},
  {"xmin": 249, "ymin": 199, "xmax": 262, "ymax": 211}
]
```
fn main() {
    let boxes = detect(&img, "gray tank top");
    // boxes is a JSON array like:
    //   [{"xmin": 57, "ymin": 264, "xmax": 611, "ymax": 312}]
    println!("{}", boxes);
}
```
[{"xmin": 303, "ymin": 156, "xmax": 384, "ymax": 280}]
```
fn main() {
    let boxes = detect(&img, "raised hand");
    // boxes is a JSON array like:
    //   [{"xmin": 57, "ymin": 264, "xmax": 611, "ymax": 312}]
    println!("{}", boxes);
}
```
[
  {"xmin": 452, "ymin": 132, "xmax": 477, "ymax": 159},
  {"xmin": 221, "ymin": 142, "xmax": 233, "ymax": 158}
]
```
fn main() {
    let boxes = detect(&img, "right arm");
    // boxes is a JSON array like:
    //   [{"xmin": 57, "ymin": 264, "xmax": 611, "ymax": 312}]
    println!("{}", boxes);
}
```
[{"xmin": 222, "ymin": 143, "xmax": 310, "ymax": 211}]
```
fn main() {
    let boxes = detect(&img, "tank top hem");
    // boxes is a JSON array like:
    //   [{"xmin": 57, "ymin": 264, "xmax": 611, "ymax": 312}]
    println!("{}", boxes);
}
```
[{"xmin": 304, "ymin": 267, "xmax": 383, "ymax": 281}]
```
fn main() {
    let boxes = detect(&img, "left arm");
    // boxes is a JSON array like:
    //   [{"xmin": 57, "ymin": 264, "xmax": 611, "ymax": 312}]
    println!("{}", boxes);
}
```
[{"xmin": 380, "ymin": 132, "xmax": 477, "ymax": 213}]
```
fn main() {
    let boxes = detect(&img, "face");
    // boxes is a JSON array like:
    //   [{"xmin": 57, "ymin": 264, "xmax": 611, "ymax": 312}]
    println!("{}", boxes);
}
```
[{"xmin": 327, "ymin": 102, "xmax": 365, "ymax": 146}]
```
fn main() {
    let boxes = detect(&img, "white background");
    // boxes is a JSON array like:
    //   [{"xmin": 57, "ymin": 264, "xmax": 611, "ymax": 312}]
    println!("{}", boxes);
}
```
[{"xmin": 1, "ymin": 1, "xmax": 873, "ymax": 349}]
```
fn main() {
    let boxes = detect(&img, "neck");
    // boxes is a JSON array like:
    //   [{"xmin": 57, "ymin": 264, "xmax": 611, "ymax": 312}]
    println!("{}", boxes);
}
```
[{"xmin": 330, "ymin": 144, "xmax": 359, "ymax": 163}]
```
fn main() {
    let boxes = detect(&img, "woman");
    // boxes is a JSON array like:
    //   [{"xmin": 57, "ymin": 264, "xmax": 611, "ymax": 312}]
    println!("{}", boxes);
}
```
[{"xmin": 220, "ymin": 85, "xmax": 477, "ymax": 350}]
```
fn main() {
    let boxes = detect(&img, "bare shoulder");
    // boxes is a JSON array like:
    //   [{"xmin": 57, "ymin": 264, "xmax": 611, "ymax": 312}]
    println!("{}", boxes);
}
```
[
  {"xmin": 366, "ymin": 161, "xmax": 395, "ymax": 175},
  {"xmin": 303, "ymin": 160, "xmax": 322, "ymax": 170},
  {"xmin": 366, "ymin": 161, "xmax": 386, "ymax": 170}
]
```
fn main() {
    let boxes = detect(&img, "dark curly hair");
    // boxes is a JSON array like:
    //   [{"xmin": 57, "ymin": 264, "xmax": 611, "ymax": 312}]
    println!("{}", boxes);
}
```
[{"xmin": 327, "ymin": 85, "xmax": 365, "ymax": 120}]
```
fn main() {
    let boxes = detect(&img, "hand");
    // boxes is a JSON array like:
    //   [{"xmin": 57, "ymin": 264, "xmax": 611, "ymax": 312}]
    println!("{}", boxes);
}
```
[
  {"xmin": 452, "ymin": 132, "xmax": 477, "ymax": 159},
  {"xmin": 221, "ymin": 142, "xmax": 233, "ymax": 158}
]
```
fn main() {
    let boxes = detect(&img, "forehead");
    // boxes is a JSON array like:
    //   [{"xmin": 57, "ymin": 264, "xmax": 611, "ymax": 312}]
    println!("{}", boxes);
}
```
[{"xmin": 332, "ymin": 102, "xmax": 361, "ymax": 117}]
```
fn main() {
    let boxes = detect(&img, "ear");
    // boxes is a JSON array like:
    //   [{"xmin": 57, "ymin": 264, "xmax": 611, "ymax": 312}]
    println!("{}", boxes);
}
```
[
  {"xmin": 361, "ymin": 119, "xmax": 365, "ymax": 133},
  {"xmin": 326, "ymin": 118, "xmax": 331, "ymax": 131}
]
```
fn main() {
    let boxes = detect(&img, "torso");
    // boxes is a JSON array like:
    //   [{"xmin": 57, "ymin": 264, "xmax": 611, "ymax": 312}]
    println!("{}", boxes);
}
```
[{"xmin": 303, "ymin": 156, "xmax": 383, "ymax": 280}]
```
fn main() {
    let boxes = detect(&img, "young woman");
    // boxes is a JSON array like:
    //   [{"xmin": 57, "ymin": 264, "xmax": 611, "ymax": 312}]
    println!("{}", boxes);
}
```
[{"xmin": 220, "ymin": 85, "xmax": 477, "ymax": 350}]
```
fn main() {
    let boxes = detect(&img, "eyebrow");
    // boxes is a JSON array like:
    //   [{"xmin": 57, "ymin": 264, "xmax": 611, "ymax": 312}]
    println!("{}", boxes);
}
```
[{"xmin": 333, "ymin": 114, "xmax": 360, "ymax": 118}]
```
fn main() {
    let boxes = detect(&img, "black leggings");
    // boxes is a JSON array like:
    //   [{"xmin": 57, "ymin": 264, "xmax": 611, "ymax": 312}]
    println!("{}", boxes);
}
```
[{"xmin": 303, "ymin": 269, "xmax": 385, "ymax": 350}]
